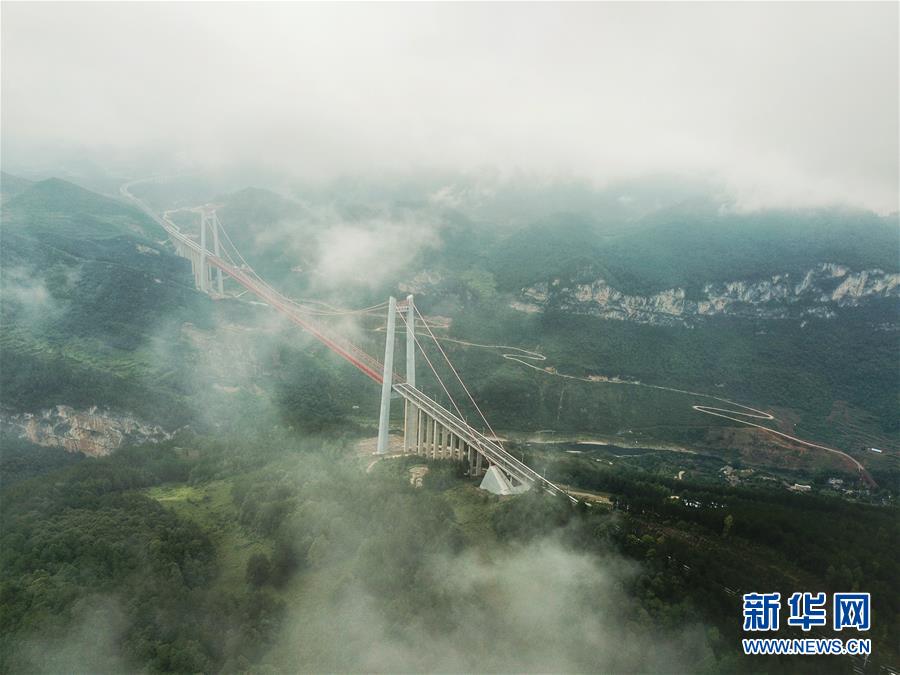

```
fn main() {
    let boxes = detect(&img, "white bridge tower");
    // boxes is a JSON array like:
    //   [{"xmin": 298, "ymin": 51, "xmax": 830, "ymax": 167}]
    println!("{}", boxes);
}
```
[{"xmin": 376, "ymin": 295, "xmax": 415, "ymax": 454}]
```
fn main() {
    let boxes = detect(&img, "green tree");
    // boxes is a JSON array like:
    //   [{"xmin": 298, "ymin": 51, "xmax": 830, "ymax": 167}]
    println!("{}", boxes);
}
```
[
  {"xmin": 722, "ymin": 514, "xmax": 734, "ymax": 538},
  {"xmin": 245, "ymin": 553, "xmax": 271, "ymax": 588}
]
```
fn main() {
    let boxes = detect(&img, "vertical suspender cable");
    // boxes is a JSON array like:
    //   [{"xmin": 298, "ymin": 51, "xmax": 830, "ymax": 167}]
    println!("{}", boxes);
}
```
[{"xmin": 413, "ymin": 305, "xmax": 506, "ymax": 449}]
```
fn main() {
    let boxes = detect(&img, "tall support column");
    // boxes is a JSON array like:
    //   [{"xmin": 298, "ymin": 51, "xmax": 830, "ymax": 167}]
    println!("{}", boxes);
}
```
[
  {"xmin": 404, "ymin": 403, "xmax": 417, "ymax": 454},
  {"xmin": 376, "ymin": 297, "xmax": 397, "ymax": 454},
  {"xmin": 199, "ymin": 213, "xmax": 208, "ymax": 293},
  {"xmin": 402, "ymin": 401, "xmax": 410, "ymax": 453},
  {"xmin": 431, "ymin": 418, "xmax": 439, "ymax": 459},
  {"xmin": 405, "ymin": 295, "xmax": 416, "ymax": 387},
  {"xmin": 192, "ymin": 250, "xmax": 201, "ymax": 289},
  {"xmin": 211, "ymin": 213, "xmax": 224, "ymax": 295},
  {"xmin": 405, "ymin": 294, "xmax": 417, "ymax": 448},
  {"xmin": 435, "ymin": 425, "xmax": 442, "ymax": 459},
  {"xmin": 417, "ymin": 409, "xmax": 425, "ymax": 455},
  {"xmin": 468, "ymin": 446, "xmax": 475, "ymax": 476},
  {"xmin": 475, "ymin": 451, "xmax": 484, "ymax": 476},
  {"xmin": 425, "ymin": 416, "xmax": 434, "ymax": 459}
]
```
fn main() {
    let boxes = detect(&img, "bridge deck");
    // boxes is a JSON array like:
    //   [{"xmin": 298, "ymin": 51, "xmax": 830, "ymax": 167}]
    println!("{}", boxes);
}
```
[{"xmin": 394, "ymin": 383, "xmax": 572, "ymax": 500}]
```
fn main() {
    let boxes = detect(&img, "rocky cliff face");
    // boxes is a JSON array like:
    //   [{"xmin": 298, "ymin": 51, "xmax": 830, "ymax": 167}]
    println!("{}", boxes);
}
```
[
  {"xmin": 514, "ymin": 264, "xmax": 900, "ymax": 326},
  {"xmin": 3, "ymin": 406, "xmax": 171, "ymax": 457}
]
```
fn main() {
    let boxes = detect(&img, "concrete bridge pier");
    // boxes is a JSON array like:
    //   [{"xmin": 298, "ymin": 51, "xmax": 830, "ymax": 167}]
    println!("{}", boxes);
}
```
[
  {"xmin": 431, "ymin": 421, "xmax": 438, "ymax": 459},
  {"xmin": 466, "ymin": 447, "xmax": 487, "ymax": 477},
  {"xmin": 192, "ymin": 249, "xmax": 202, "ymax": 290},
  {"xmin": 430, "ymin": 418, "xmax": 438, "ymax": 459},
  {"xmin": 404, "ymin": 295, "xmax": 416, "ymax": 448},
  {"xmin": 210, "ymin": 213, "xmax": 224, "ymax": 295},
  {"xmin": 417, "ymin": 409, "xmax": 426, "ymax": 455},
  {"xmin": 172, "ymin": 236, "xmax": 206, "ymax": 294},
  {"xmin": 198, "ymin": 213, "xmax": 208, "ymax": 293},
  {"xmin": 166, "ymin": 212, "xmax": 226, "ymax": 296},
  {"xmin": 433, "ymin": 426, "xmax": 440, "ymax": 459}
]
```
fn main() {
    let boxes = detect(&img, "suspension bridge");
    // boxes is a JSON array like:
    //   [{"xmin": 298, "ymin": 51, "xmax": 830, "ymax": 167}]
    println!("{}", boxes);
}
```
[{"xmin": 121, "ymin": 180, "xmax": 573, "ymax": 501}]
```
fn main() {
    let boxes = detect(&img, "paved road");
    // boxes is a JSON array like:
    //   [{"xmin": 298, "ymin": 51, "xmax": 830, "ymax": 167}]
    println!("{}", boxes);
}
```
[{"xmin": 426, "ymin": 335, "xmax": 877, "ymax": 487}]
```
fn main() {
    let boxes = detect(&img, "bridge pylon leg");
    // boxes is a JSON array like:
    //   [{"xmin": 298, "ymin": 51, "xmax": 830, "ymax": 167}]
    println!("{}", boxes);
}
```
[
  {"xmin": 404, "ymin": 402, "xmax": 419, "ymax": 454},
  {"xmin": 417, "ymin": 409, "xmax": 425, "ymax": 455},
  {"xmin": 192, "ymin": 250, "xmax": 201, "ymax": 290},
  {"xmin": 405, "ymin": 294, "xmax": 416, "ymax": 448},
  {"xmin": 199, "ymin": 213, "xmax": 209, "ymax": 293},
  {"xmin": 211, "ymin": 213, "xmax": 224, "ymax": 295},
  {"xmin": 403, "ymin": 401, "xmax": 409, "ymax": 454},
  {"xmin": 436, "ymin": 421, "xmax": 442, "ymax": 459},
  {"xmin": 433, "ymin": 424, "xmax": 439, "ymax": 459},
  {"xmin": 431, "ymin": 418, "xmax": 438, "ymax": 459},
  {"xmin": 475, "ymin": 451, "xmax": 483, "ymax": 477},
  {"xmin": 376, "ymin": 296, "xmax": 397, "ymax": 454}
]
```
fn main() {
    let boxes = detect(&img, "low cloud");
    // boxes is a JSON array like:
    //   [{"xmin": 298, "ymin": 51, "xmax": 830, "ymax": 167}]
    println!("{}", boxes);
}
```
[
  {"xmin": 2, "ymin": 3, "xmax": 897, "ymax": 213},
  {"xmin": 2, "ymin": 266, "xmax": 52, "ymax": 308},
  {"xmin": 6, "ymin": 596, "xmax": 129, "ymax": 673},
  {"xmin": 0, "ymin": 265, "xmax": 68, "ymax": 328},
  {"xmin": 274, "ymin": 537, "xmax": 712, "ymax": 673},
  {"xmin": 312, "ymin": 218, "xmax": 439, "ymax": 291}
]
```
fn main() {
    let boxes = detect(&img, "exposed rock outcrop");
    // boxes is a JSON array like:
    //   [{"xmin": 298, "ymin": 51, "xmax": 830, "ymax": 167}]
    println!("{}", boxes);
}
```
[
  {"xmin": 515, "ymin": 264, "xmax": 899, "ymax": 326},
  {"xmin": 3, "ymin": 406, "xmax": 171, "ymax": 456}
]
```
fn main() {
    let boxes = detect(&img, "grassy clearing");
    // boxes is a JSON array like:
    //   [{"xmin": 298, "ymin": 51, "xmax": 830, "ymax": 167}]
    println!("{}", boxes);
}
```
[{"xmin": 145, "ymin": 480, "xmax": 272, "ymax": 593}]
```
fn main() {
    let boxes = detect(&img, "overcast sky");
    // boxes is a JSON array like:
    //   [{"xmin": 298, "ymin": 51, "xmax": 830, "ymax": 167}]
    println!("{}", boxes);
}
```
[{"xmin": 2, "ymin": 2, "xmax": 898, "ymax": 212}]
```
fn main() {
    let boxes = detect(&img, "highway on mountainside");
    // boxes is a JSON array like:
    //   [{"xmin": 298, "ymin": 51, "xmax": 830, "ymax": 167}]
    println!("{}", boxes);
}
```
[{"xmin": 411, "ymin": 334, "xmax": 877, "ymax": 487}]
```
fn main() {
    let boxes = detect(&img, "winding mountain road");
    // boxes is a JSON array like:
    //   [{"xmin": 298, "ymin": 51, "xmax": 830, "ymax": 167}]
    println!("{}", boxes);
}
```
[{"xmin": 428, "ymin": 335, "xmax": 876, "ymax": 486}]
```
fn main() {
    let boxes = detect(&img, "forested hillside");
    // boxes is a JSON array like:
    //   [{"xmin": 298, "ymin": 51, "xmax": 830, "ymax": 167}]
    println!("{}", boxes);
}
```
[
  {"xmin": 1, "ymin": 174, "xmax": 897, "ymax": 673},
  {"xmin": 1, "ymin": 178, "xmax": 207, "ymax": 425}
]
